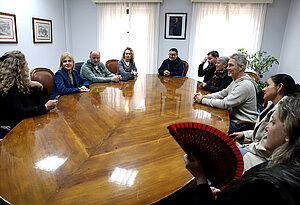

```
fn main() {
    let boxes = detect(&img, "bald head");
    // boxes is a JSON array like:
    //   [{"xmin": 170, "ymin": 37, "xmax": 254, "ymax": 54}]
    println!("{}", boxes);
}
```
[{"xmin": 89, "ymin": 51, "xmax": 100, "ymax": 66}]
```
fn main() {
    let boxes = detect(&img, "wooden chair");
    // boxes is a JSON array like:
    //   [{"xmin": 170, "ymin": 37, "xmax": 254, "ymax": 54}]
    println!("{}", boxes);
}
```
[
  {"xmin": 105, "ymin": 59, "xmax": 119, "ymax": 74},
  {"xmin": 30, "ymin": 67, "xmax": 54, "ymax": 98},
  {"xmin": 182, "ymin": 60, "xmax": 189, "ymax": 76},
  {"xmin": 245, "ymin": 71, "xmax": 259, "ymax": 83}
]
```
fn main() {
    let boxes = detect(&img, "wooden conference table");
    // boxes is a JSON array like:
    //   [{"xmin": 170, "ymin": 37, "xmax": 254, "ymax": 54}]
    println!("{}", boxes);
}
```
[{"xmin": 0, "ymin": 74, "xmax": 229, "ymax": 205}]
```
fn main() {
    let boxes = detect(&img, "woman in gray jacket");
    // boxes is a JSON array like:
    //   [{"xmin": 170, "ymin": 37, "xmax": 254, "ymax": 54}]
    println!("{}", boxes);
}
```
[
  {"xmin": 117, "ymin": 47, "xmax": 138, "ymax": 77},
  {"xmin": 230, "ymin": 74, "xmax": 298, "ymax": 171}
]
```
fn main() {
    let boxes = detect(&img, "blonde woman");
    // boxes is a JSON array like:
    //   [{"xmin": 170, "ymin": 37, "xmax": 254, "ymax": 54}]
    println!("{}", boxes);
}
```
[
  {"xmin": 0, "ymin": 50, "xmax": 57, "ymax": 138},
  {"xmin": 50, "ymin": 52, "xmax": 90, "ymax": 100},
  {"xmin": 117, "ymin": 47, "xmax": 138, "ymax": 78}
]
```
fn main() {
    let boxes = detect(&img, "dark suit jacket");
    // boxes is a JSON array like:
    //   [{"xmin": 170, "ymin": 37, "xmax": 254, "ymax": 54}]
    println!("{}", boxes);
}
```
[
  {"xmin": 50, "ymin": 69, "xmax": 89, "ymax": 100},
  {"xmin": 0, "ymin": 86, "xmax": 48, "ymax": 137},
  {"xmin": 158, "ymin": 57, "xmax": 185, "ymax": 76}
]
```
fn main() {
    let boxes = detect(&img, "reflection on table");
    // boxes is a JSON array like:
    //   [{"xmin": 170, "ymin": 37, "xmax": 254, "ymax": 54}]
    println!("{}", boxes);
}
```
[{"xmin": 0, "ymin": 74, "xmax": 229, "ymax": 205}]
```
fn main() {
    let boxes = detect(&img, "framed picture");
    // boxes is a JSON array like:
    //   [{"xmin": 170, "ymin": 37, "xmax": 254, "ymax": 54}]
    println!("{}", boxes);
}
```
[
  {"xmin": 0, "ymin": 12, "xmax": 18, "ymax": 43},
  {"xmin": 164, "ymin": 13, "xmax": 187, "ymax": 40},
  {"xmin": 32, "ymin": 17, "xmax": 52, "ymax": 43}
]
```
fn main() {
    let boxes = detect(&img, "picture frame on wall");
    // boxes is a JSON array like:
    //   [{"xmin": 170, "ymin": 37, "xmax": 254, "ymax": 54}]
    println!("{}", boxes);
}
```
[
  {"xmin": 0, "ymin": 12, "xmax": 18, "ymax": 43},
  {"xmin": 32, "ymin": 17, "xmax": 52, "ymax": 43},
  {"xmin": 164, "ymin": 13, "xmax": 187, "ymax": 40}
]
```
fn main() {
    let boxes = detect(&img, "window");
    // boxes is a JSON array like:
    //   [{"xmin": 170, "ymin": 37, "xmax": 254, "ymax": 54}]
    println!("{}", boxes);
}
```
[
  {"xmin": 188, "ymin": 2, "xmax": 267, "ymax": 79},
  {"xmin": 98, "ymin": 3, "xmax": 160, "ymax": 75}
]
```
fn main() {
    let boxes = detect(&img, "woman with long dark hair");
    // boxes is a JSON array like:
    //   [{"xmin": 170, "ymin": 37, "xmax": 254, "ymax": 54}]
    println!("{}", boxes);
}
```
[{"xmin": 230, "ymin": 74, "xmax": 299, "ymax": 171}]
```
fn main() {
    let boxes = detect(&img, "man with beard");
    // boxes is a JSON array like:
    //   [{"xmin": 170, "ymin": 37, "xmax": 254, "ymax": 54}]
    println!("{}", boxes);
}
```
[
  {"xmin": 198, "ymin": 50, "xmax": 219, "ymax": 82},
  {"xmin": 158, "ymin": 48, "xmax": 185, "ymax": 77},
  {"xmin": 194, "ymin": 53, "xmax": 258, "ymax": 134}
]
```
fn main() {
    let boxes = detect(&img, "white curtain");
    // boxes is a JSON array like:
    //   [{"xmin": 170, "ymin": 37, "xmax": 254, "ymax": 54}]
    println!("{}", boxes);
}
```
[
  {"xmin": 98, "ymin": 3, "xmax": 160, "ymax": 75},
  {"xmin": 188, "ymin": 3, "xmax": 267, "ymax": 80}
]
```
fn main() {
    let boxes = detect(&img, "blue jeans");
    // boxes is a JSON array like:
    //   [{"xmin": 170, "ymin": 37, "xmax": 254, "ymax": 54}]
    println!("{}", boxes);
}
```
[
  {"xmin": 238, "ymin": 146, "xmax": 248, "ymax": 156},
  {"xmin": 228, "ymin": 122, "xmax": 242, "ymax": 135}
]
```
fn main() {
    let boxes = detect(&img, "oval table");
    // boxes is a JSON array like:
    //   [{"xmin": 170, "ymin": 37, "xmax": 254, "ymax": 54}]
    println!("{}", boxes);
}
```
[{"xmin": 0, "ymin": 74, "xmax": 229, "ymax": 205}]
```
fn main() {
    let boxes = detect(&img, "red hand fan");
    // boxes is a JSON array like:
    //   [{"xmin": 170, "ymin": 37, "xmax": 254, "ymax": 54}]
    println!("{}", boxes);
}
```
[{"xmin": 167, "ymin": 122, "xmax": 244, "ymax": 190}]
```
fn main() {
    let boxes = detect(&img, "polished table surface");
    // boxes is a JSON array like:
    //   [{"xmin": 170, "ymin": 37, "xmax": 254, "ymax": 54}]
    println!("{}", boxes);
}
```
[{"xmin": 0, "ymin": 74, "xmax": 229, "ymax": 205}]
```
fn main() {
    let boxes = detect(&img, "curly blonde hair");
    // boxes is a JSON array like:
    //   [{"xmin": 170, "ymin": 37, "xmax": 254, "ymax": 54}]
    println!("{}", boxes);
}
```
[
  {"xmin": 122, "ymin": 47, "xmax": 135, "ymax": 64},
  {"xmin": 0, "ymin": 50, "xmax": 30, "ymax": 96},
  {"xmin": 59, "ymin": 52, "xmax": 75, "ymax": 70}
]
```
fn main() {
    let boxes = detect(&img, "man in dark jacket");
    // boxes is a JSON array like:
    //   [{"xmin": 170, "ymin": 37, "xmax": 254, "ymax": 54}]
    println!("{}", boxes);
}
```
[
  {"xmin": 198, "ymin": 50, "xmax": 219, "ymax": 82},
  {"xmin": 158, "ymin": 48, "xmax": 185, "ymax": 77}
]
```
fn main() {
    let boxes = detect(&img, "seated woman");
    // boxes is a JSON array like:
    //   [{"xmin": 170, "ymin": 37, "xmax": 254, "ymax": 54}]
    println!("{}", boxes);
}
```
[
  {"xmin": 117, "ymin": 47, "xmax": 138, "ymax": 80},
  {"xmin": 198, "ymin": 56, "xmax": 232, "ymax": 92},
  {"xmin": 230, "ymin": 74, "xmax": 298, "ymax": 171},
  {"xmin": 50, "ymin": 52, "xmax": 90, "ymax": 100},
  {"xmin": 183, "ymin": 95, "xmax": 300, "ymax": 204},
  {"xmin": 0, "ymin": 50, "xmax": 57, "ymax": 138}
]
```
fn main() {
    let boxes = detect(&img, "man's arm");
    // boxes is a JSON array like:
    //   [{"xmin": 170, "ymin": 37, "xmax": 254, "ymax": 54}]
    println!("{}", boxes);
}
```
[
  {"xmin": 198, "ymin": 63, "xmax": 207, "ymax": 77},
  {"xmin": 158, "ymin": 59, "xmax": 167, "ymax": 75},
  {"xmin": 202, "ymin": 81, "xmax": 253, "ymax": 109}
]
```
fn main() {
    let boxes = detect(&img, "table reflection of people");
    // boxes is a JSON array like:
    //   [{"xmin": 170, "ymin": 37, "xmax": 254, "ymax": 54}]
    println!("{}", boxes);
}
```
[
  {"xmin": 169, "ymin": 17, "xmax": 182, "ymax": 36},
  {"xmin": 158, "ymin": 75, "xmax": 186, "ymax": 116},
  {"xmin": 119, "ymin": 79, "xmax": 136, "ymax": 98}
]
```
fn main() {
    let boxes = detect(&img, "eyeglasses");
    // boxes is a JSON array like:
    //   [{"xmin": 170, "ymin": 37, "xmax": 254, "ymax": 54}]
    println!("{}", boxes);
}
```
[{"xmin": 168, "ymin": 53, "xmax": 176, "ymax": 57}]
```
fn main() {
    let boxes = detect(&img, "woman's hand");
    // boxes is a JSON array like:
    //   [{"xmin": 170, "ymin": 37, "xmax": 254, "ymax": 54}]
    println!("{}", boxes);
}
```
[
  {"xmin": 229, "ymin": 132, "xmax": 244, "ymax": 142},
  {"xmin": 79, "ymin": 86, "xmax": 90, "ymax": 92},
  {"xmin": 133, "ymin": 71, "xmax": 138, "ymax": 76},
  {"xmin": 184, "ymin": 153, "xmax": 207, "ymax": 185},
  {"xmin": 45, "ymin": 100, "xmax": 58, "ymax": 111},
  {"xmin": 29, "ymin": 80, "xmax": 42, "ymax": 89},
  {"xmin": 193, "ymin": 93, "xmax": 203, "ymax": 103}
]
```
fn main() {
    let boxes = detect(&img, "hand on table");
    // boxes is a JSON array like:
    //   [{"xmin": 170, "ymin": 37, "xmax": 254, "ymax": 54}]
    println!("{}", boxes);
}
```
[
  {"xmin": 163, "ymin": 70, "xmax": 170, "ymax": 76},
  {"xmin": 79, "ymin": 86, "xmax": 90, "ymax": 92},
  {"xmin": 193, "ymin": 93, "xmax": 203, "ymax": 103},
  {"xmin": 45, "ymin": 100, "xmax": 58, "ymax": 111}
]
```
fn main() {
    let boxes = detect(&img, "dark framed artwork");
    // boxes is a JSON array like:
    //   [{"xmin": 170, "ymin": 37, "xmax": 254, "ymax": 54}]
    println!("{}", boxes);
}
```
[
  {"xmin": 32, "ymin": 17, "xmax": 52, "ymax": 43},
  {"xmin": 0, "ymin": 12, "xmax": 18, "ymax": 43},
  {"xmin": 164, "ymin": 13, "xmax": 187, "ymax": 40}
]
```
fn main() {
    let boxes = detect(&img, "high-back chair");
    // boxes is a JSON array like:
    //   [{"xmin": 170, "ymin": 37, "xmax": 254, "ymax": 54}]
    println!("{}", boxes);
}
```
[
  {"xmin": 30, "ymin": 67, "xmax": 54, "ymax": 98},
  {"xmin": 75, "ymin": 62, "xmax": 84, "ymax": 74},
  {"xmin": 105, "ymin": 59, "xmax": 119, "ymax": 74},
  {"xmin": 182, "ymin": 60, "xmax": 189, "ymax": 76}
]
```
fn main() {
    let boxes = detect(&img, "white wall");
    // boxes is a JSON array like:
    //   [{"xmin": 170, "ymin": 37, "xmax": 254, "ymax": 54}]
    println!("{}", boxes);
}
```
[
  {"xmin": 278, "ymin": 0, "xmax": 300, "ymax": 83},
  {"xmin": 0, "ymin": 0, "xmax": 67, "ymax": 72},
  {"xmin": 158, "ymin": 0, "xmax": 192, "ymax": 66},
  {"xmin": 66, "ymin": 0, "xmax": 98, "ymax": 63},
  {"xmin": 260, "ymin": 0, "xmax": 291, "ymax": 82}
]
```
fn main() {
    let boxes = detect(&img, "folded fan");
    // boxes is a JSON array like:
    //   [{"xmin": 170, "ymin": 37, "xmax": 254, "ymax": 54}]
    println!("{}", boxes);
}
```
[{"xmin": 167, "ymin": 122, "xmax": 244, "ymax": 189}]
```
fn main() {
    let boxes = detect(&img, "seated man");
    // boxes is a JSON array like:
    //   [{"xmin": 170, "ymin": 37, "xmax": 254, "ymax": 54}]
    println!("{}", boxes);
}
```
[
  {"xmin": 198, "ymin": 50, "xmax": 219, "ymax": 82},
  {"xmin": 80, "ymin": 51, "xmax": 121, "ymax": 83},
  {"xmin": 194, "ymin": 53, "xmax": 258, "ymax": 134},
  {"xmin": 198, "ymin": 56, "xmax": 232, "ymax": 92},
  {"xmin": 158, "ymin": 48, "xmax": 185, "ymax": 77}
]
